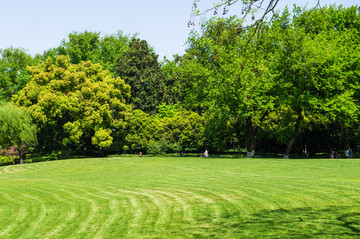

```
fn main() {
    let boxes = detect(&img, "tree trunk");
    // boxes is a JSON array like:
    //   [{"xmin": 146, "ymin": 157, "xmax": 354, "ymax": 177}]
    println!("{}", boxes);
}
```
[
  {"xmin": 340, "ymin": 124, "xmax": 349, "ymax": 149},
  {"xmin": 284, "ymin": 113, "xmax": 303, "ymax": 158},
  {"xmin": 340, "ymin": 124, "xmax": 349, "ymax": 158},
  {"xmin": 16, "ymin": 141, "xmax": 26, "ymax": 164},
  {"xmin": 246, "ymin": 116, "xmax": 256, "ymax": 158},
  {"xmin": 17, "ymin": 147, "xmax": 25, "ymax": 164}
]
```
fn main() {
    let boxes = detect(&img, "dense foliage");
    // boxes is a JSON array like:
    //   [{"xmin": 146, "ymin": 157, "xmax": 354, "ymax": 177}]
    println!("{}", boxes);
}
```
[
  {"xmin": 40, "ymin": 31, "xmax": 133, "ymax": 76},
  {"xmin": 115, "ymin": 38, "xmax": 167, "ymax": 114},
  {"xmin": 181, "ymin": 16, "xmax": 275, "ymax": 156},
  {"xmin": 0, "ymin": 102, "xmax": 37, "ymax": 161},
  {"xmin": 1, "ymin": 4, "xmax": 360, "ymax": 161},
  {"xmin": 12, "ymin": 55, "xmax": 131, "ymax": 153},
  {"xmin": 0, "ymin": 48, "xmax": 39, "ymax": 101}
]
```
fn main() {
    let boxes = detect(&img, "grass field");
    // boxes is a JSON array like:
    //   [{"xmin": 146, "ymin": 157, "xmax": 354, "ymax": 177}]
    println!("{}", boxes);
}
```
[{"xmin": 0, "ymin": 156, "xmax": 359, "ymax": 238}]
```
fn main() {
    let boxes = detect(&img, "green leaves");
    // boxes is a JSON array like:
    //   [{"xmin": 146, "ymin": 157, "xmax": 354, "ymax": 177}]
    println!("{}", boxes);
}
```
[
  {"xmin": 123, "ymin": 109, "xmax": 205, "ymax": 153},
  {"xmin": 12, "ymin": 55, "xmax": 131, "ymax": 151},
  {"xmin": 181, "ymin": 16, "xmax": 275, "ymax": 152},
  {"xmin": 267, "ymin": 4, "xmax": 360, "ymax": 155},
  {"xmin": 92, "ymin": 128, "xmax": 113, "ymax": 148},
  {"xmin": 115, "ymin": 38, "xmax": 166, "ymax": 114},
  {"xmin": 0, "ymin": 102, "xmax": 37, "ymax": 158},
  {"xmin": 40, "ymin": 30, "xmax": 133, "ymax": 77},
  {"xmin": 0, "ymin": 47, "xmax": 38, "ymax": 102}
]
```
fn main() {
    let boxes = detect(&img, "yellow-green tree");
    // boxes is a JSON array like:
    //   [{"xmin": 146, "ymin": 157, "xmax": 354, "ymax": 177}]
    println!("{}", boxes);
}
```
[{"xmin": 12, "ymin": 55, "xmax": 131, "ymax": 152}]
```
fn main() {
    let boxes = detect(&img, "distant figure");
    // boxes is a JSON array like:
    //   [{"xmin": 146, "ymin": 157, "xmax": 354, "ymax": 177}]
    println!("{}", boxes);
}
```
[
  {"xmin": 204, "ymin": 150, "xmax": 209, "ymax": 158},
  {"xmin": 331, "ymin": 151, "xmax": 335, "ymax": 159},
  {"xmin": 139, "ymin": 152, "xmax": 143, "ymax": 157},
  {"xmin": 348, "ymin": 147, "xmax": 352, "ymax": 159}
]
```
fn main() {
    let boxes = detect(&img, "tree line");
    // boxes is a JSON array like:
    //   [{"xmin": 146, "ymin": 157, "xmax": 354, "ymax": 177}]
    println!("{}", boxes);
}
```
[{"xmin": 1, "ymin": 5, "xmax": 360, "ymax": 162}]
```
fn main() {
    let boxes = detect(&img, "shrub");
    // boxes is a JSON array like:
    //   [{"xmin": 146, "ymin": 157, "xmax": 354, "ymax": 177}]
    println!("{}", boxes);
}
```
[
  {"xmin": 148, "ymin": 139, "xmax": 178, "ymax": 155},
  {"xmin": 0, "ymin": 146, "xmax": 18, "ymax": 157},
  {"xmin": 0, "ymin": 155, "xmax": 15, "ymax": 165}
]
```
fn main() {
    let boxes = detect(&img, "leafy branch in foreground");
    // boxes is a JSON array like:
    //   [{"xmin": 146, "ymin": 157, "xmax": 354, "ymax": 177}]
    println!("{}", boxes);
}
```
[{"xmin": 189, "ymin": 0, "xmax": 281, "ymax": 30}]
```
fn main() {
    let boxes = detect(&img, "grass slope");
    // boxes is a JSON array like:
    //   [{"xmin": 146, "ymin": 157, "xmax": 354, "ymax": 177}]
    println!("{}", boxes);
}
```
[{"xmin": 0, "ymin": 157, "xmax": 359, "ymax": 238}]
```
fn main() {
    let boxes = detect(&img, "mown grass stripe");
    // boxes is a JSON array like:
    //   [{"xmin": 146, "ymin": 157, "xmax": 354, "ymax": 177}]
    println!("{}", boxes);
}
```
[
  {"xmin": 112, "ymin": 189, "xmax": 169, "ymax": 236},
  {"xmin": 0, "ymin": 187, "xmax": 28, "ymax": 237},
  {"xmin": 37, "ymin": 186, "xmax": 80, "ymax": 238},
  {"xmin": 16, "ymin": 190, "xmax": 47, "ymax": 239},
  {"xmin": 150, "ymin": 189, "xmax": 193, "ymax": 224},
  {"xmin": 0, "ymin": 188, "xmax": 40, "ymax": 238},
  {"xmin": 136, "ymin": 189, "xmax": 173, "ymax": 230},
  {"xmin": 0, "ymin": 157, "xmax": 359, "ymax": 238},
  {"xmin": 51, "ymin": 185, "xmax": 101, "ymax": 238}
]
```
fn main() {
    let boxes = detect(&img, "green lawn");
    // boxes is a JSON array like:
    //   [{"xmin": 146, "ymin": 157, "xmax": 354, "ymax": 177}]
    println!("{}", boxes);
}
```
[{"xmin": 0, "ymin": 156, "xmax": 359, "ymax": 238}]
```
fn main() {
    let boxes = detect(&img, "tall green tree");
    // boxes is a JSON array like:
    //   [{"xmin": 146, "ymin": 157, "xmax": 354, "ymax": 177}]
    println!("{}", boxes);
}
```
[
  {"xmin": 39, "ymin": 30, "xmax": 132, "ymax": 76},
  {"xmin": 181, "ymin": 16, "xmax": 275, "ymax": 157},
  {"xmin": 59, "ymin": 31, "xmax": 101, "ymax": 64},
  {"xmin": 12, "ymin": 55, "xmax": 131, "ymax": 152},
  {"xmin": 115, "ymin": 38, "xmax": 166, "ymax": 114},
  {"xmin": 0, "ymin": 47, "xmax": 38, "ymax": 101},
  {"xmin": 97, "ymin": 31, "xmax": 133, "ymax": 74},
  {"xmin": 270, "ymin": 6, "xmax": 360, "ymax": 158},
  {"xmin": 161, "ymin": 55, "xmax": 183, "ymax": 105},
  {"xmin": 0, "ymin": 102, "xmax": 37, "ymax": 162},
  {"xmin": 295, "ymin": 5, "xmax": 360, "ymax": 152}
]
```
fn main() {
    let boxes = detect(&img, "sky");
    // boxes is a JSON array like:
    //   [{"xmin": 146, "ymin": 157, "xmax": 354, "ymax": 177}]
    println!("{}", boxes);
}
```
[{"xmin": 1, "ymin": 0, "xmax": 359, "ymax": 60}]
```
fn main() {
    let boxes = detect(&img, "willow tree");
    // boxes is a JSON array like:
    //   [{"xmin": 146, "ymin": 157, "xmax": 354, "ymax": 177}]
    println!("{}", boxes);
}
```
[
  {"xmin": 0, "ymin": 102, "xmax": 37, "ymax": 162},
  {"xmin": 12, "ymin": 55, "xmax": 131, "ymax": 152}
]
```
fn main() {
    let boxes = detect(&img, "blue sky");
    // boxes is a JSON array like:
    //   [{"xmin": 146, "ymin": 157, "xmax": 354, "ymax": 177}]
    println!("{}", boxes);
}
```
[{"xmin": 1, "ymin": 0, "xmax": 358, "ymax": 59}]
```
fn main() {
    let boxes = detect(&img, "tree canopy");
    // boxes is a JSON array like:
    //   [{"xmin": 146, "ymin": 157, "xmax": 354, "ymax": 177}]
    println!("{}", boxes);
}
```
[
  {"xmin": 269, "ymin": 5, "xmax": 360, "ymax": 157},
  {"xmin": 12, "ymin": 55, "xmax": 131, "ymax": 152},
  {"xmin": 0, "ymin": 47, "xmax": 38, "ymax": 102},
  {"xmin": 0, "ymin": 102, "xmax": 37, "ymax": 161},
  {"xmin": 181, "ymin": 16, "xmax": 275, "ymax": 156},
  {"xmin": 40, "ymin": 30, "xmax": 133, "ymax": 76},
  {"xmin": 115, "ymin": 38, "xmax": 166, "ymax": 114}
]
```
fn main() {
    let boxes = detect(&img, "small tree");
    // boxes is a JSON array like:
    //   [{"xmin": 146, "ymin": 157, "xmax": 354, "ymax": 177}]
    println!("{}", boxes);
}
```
[{"xmin": 0, "ymin": 102, "xmax": 37, "ymax": 162}]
